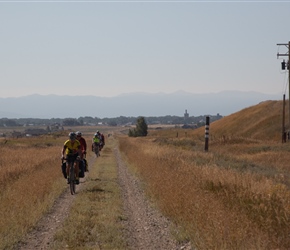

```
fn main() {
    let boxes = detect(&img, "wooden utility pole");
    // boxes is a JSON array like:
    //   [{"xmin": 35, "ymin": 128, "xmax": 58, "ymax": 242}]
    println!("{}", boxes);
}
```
[
  {"xmin": 282, "ymin": 94, "xmax": 286, "ymax": 143},
  {"xmin": 277, "ymin": 42, "xmax": 290, "ymax": 127}
]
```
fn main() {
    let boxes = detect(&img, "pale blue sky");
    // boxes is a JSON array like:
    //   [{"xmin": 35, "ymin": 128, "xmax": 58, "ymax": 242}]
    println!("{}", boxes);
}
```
[{"xmin": 0, "ymin": 0, "xmax": 290, "ymax": 98}]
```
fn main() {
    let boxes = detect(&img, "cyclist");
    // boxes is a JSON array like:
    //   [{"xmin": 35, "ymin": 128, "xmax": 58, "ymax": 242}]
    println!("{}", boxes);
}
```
[
  {"xmin": 101, "ymin": 132, "xmax": 105, "ymax": 147},
  {"xmin": 61, "ymin": 132, "xmax": 81, "ymax": 184},
  {"xmin": 76, "ymin": 131, "xmax": 87, "ymax": 158},
  {"xmin": 76, "ymin": 131, "xmax": 88, "ymax": 172},
  {"xmin": 92, "ymin": 132, "xmax": 101, "ymax": 155},
  {"xmin": 99, "ymin": 132, "xmax": 105, "ymax": 151},
  {"xmin": 94, "ymin": 130, "xmax": 104, "ymax": 151}
]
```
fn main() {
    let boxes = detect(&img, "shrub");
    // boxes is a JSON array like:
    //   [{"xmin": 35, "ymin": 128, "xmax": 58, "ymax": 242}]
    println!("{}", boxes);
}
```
[{"xmin": 128, "ymin": 116, "xmax": 148, "ymax": 137}]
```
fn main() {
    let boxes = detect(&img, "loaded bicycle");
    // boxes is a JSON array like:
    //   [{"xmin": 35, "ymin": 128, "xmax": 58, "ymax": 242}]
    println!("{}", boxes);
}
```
[
  {"xmin": 92, "ymin": 132, "xmax": 101, "ymax": 157},
  {"xmin": 92, "ymin": 142, "xmax": 100, "ymax": 157},
  {"xmin": 61, "ymin": 132, "xmax": 83, "ymax": 195},
  {"xmin": 62, "ymin": 156, "xmax": 81, "ymax": 195}
]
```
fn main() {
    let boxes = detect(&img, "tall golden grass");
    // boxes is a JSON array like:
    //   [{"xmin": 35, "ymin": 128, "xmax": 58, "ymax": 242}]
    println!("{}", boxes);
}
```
[
  {"xmin": 118, "ymin": 135, "xmax": 290, "ymax": 249},
  {"xmin": 0, "ymin": 136, "xmax": 67, "ymax": 249},
  {"xmin": 118, "ymin": 100, "xmax": 290, "ymax": 249}
]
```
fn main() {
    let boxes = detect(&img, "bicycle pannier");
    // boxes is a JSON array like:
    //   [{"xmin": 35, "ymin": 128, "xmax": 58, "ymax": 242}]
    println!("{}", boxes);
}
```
[
  {"xmin": 79, "ymin": 160, "xmax": 85, "ymax": 178},
  {"xmin": 61, "ymin": 162, "xmax": 67, "ymax": 179}
]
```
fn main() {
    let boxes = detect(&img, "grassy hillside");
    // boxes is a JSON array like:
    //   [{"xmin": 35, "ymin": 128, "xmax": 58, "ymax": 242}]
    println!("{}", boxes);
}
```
[
  {"xmin": 200, "ymin": 100, "xmax": 285, "ymax": 141},
  {"xmin": 149, "ymin": 100, "xmax": 286, "ymax": 142}
]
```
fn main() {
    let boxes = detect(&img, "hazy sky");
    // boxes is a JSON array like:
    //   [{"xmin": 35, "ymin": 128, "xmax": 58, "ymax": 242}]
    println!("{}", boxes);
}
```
[{"xmin": 1, "ymin": 0, "xmax": 290, "ymax": 98}]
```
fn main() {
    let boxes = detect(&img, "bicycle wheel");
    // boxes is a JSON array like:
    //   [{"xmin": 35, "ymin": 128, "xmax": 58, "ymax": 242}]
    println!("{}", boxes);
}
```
[
  {"xmin": 69, "ymin": 162, "xmax": 76, "ymax": 195},
  {"xmin": 94, "ymin": 144, "xmax": 99, "ymax": 157}
]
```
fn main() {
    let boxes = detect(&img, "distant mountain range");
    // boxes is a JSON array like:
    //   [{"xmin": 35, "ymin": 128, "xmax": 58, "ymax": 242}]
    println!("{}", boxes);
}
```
[{"xmin": 0, "ymin": 91, "xmax": 281, "ymax": 119}]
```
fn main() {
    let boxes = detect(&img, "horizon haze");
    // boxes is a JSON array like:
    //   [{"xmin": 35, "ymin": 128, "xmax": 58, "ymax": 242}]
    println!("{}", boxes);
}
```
[{"xmin": 0, "ymin": 90, "xmax": 281, "ymax": 119}]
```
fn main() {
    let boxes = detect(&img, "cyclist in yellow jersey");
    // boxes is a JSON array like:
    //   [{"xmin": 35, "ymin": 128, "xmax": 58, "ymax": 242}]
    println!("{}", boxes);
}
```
[{"xmin": 61, "ymin": 132, "xmax": 82, "ymax": 184}]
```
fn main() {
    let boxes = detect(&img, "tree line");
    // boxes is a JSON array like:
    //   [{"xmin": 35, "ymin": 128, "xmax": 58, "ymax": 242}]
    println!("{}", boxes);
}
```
[{"xmin": 0, "ymin": 114, "xmax": 222, "ymax": 128}]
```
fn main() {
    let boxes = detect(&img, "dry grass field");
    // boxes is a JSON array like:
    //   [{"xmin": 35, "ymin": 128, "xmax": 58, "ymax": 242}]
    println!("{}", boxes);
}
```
[
  {"xmin": 0, "ymin": 134, "xmax": 66, "ymax": 249},
  {"xmin": 1, "ymin": 100, "xmax": 290, "ymax": 249},
  {"xmin": 118, "ymin": 100, "xmax": 290, "ymax": 249},
  {"xmin": 0, "ymin": 127, "xmax": 118, "ymax": 250}
]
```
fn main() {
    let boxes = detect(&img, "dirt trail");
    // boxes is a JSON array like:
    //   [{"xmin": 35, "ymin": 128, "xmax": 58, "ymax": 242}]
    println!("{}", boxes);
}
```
[
  {"xmin": 16, "ymin": 165, "xmax": 89, "ymax": 250},
  {"xmin": 115, "ymin": 148, "xmax": 191, "ymax": 250},
  {"xmin": 17, "ymin": 191, "xmax": 76, "ymax": 249},
  {"xmin": 16, "ymin": 147, "xmax": 192, "ymax": 250}
]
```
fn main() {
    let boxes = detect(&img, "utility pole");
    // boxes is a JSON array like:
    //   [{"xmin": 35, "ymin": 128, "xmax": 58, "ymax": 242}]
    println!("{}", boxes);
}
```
[
  {"xmin": 277, "ymin": 42, "xmax": 290, "ymax": 128},
  {"xmin": 282, "ymin": 94, "xmax": 286, "ymax": 143}
]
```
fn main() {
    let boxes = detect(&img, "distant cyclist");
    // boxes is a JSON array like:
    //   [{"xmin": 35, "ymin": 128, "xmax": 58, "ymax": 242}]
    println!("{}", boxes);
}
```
[
  {"xmin": 61, "ymin": 132, "xmax": 81, "ymax": 184},
  {"xmin": 92, "ymin": 132, "xmax": 101, "ymax": 155},
  {"xmin": 95, "ymin": 130, "xmax": 105, "ymax": 151},
  {"xmin": 99, "ymin": 132, "xmax": 105, "ymax": 151}
]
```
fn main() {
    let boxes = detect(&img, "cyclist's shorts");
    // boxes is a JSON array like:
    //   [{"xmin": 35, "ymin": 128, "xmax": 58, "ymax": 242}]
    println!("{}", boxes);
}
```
[{"xmin": 66, "ymin": 153, "xmax": 78, "ymax": 163}]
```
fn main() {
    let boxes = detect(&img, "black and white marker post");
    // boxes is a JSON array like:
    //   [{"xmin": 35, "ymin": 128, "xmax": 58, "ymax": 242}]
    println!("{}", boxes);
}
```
[{"xmin": 204, "ymin": 116, "xmax": 210, "ymax": 151}]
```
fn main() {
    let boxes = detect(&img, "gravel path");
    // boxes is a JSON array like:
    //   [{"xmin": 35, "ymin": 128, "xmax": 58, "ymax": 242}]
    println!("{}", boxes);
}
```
[
  {"xmin": 17, "ymin": 191, "xmax": 76, "ymax": 249},
  {"xmin": 16, "ymin": 147, "xmax": 192, "ymax": 250},
  {"xmin": 115, "ymin": 148, "xmax": 191, "ymax": 250}
]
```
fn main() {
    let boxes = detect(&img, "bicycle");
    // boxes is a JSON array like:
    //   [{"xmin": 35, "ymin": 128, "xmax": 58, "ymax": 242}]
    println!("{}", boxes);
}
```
[
  {"xmin": 93, "ymin": 142, "xmax": 100, "ymax": 157},
  {"xmin": 62, "ymin": 157, "xmax": 79, "ymax": 195},
  {"xmin": 68, "ymin": 159, "xmax": 76, "ymax": 195}
]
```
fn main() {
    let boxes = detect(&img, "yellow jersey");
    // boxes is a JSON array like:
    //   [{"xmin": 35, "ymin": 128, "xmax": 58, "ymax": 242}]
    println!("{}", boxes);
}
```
[
  {"xmin": 93, "ymin": 137, "xmax": 100, "ymax": 143},
  {"xmin": 64, "ymin": 139, "xmax": 80, "ymax": 155}
]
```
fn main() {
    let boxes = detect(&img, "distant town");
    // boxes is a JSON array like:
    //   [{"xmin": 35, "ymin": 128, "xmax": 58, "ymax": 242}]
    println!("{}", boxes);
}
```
[{"xmin": 0, "ymin": 110, "xmax": 223, "ymax": 138}]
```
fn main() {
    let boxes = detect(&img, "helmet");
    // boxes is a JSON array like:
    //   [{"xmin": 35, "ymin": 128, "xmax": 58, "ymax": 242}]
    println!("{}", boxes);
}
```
[
  {"xmin": 69, "ymin": 132, "xmax": 76, "ymax": 140},
  {"xmin": 76, "ymin": 131, "xmax": 82, "ymax": 136},
  {"xmin": 94, "ymin": 133, "xmax": 98, "ymax": 137}
]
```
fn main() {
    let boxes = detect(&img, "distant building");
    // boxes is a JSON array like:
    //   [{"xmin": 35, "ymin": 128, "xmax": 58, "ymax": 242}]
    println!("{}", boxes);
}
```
[
  {"xmin": 184, "ymin": 109, "xmax": 189, "ymax": 125},
  {"xmin": 49, "ymin": 123, "xmax": 64, "ymax": 132},
  {"xmin": 24, "ymin": 128, "xmax": 48, "ymax": 136}
]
